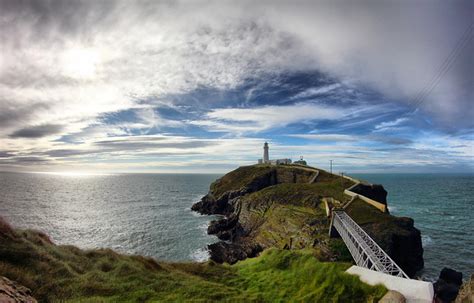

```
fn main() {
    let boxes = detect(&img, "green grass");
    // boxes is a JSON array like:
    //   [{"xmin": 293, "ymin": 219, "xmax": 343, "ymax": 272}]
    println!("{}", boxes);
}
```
[
  {"xmin": 0, "ymin": 219, "xmax": 386, "ymax": 302},
  {"xmin": 210, "ymin": 165, "xmax": 275, "ymax": 197},
  {"xmin": 345, "ymin": 198, "xmax": 393, "ymax": 225},
  {"xmin": 230, "ymin": 249, "xmax": 386, "ymax": 302},
  {"xmin": 244, "ymin": 178, "xmax": 354, "ymax": 208},
  {"xmin": 209, "ymin": 165, "xmax": 320, "ymax": 198}
]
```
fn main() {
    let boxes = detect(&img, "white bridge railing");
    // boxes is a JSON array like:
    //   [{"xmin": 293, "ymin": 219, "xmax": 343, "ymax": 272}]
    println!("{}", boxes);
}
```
[{"xmin": 332, "ymin": 210, "xmax": 409, "ymax": 278}]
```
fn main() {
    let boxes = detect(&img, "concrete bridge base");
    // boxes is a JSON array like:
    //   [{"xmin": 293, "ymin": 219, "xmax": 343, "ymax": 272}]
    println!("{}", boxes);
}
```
[{"xmin": 346, "ymin": 266, "xmax": 434, "ymax": 303}]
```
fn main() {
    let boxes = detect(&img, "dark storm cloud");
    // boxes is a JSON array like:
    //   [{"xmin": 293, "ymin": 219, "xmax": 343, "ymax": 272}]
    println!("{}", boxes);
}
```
[{"xmin": 9, "ymin": 124, "xmax": 63, "ymax": 138}]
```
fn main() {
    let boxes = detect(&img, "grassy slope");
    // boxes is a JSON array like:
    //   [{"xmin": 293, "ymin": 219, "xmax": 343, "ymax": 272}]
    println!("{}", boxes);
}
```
[
  {"xmin": 209, "ymin": 165, "xmax": 275, "ymax": 197},
  {"xmin": 345, "ymin": 198, "xmax": 393, "ymax": 225},
  {"xmin": 209, "ymin": 164, "xmax": 321, "ymax": 198},
  {"xmin": 236, "ymin": 171, "xmax": 355, "ymax": 253},
  {"xmin": 0, "ymin": 219, "xmax": 386, "ymax": 302}
]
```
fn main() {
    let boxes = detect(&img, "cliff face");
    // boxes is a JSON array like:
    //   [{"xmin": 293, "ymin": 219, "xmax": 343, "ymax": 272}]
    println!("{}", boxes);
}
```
[
  {"xmin": 191, "ymin": 165, "xmax": 315, "ymax": 215},
  {"xmin": 193, "ymin": 165, "xmax": 424, "ymax": 278}
]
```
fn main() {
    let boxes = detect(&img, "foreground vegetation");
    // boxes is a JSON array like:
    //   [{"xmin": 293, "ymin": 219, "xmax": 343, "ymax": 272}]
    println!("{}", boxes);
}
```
[{"xmin": 0, "ymin": 218, "xmax": 386, "ymax": 302}]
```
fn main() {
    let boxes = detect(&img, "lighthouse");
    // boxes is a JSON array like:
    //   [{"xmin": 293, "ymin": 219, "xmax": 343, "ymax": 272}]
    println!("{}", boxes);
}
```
[{"xmin": 263, "ymin": 142, "xmax": 269, "ymax": 163}]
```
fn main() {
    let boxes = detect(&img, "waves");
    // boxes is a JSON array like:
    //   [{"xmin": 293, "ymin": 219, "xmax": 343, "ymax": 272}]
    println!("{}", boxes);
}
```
[
  {"xmin": 190, "ymin": 247, "xmax": 210, "ymax": 262},
  {"xmin": 421, "ymin": 235, "xmax": 434, "ymax": 247}
]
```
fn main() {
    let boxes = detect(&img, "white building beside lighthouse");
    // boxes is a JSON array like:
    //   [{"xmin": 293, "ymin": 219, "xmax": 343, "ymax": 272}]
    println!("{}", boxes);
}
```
[{"xmin": 258, "ymin": 142, "xmax": 292, "ymax": 165}]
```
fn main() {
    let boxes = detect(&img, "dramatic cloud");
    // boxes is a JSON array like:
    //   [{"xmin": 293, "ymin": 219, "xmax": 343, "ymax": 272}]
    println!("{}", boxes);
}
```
[{"xmin": 0, "ymin": 0, "xmax": 472, "ymax": 173}]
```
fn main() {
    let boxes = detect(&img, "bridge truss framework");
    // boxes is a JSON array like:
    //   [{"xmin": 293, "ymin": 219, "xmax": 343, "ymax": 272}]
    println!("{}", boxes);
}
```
[{"xmin": 332, "ymin": 210, "xmax": 409, "ymax": 279}]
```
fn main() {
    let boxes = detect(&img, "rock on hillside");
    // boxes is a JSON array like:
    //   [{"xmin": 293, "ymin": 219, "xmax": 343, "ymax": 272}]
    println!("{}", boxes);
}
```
[
  {"xmin": 349, "ymin": 183, "xmax": 388, "ymax": 205},
  {"xmin": 0, "ymin": 277, "xmax": 37, "ymax": 303}
]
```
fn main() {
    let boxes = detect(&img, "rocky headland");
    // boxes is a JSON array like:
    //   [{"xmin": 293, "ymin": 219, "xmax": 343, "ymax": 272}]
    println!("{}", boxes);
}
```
[{"xmin": 192, "ymin": 164, "xmax": 424, "ymax": 278}]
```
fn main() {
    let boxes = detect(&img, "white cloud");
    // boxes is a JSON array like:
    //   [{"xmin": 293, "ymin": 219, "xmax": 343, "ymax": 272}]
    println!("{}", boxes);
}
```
[
  {"xmin": 1, "ymin": 0, "xmax": 471, "ymax": 141},
  {"xmin": 291, "ymin": 84, "xmax": 342, "ymax": 100},
  {"xmin": 287, "ymin": 134, "xmax": 355, "ymax": 142},
  {"xmin": 192, "ymin": 103, "xmax": 348, "ymax": 133},
  {"xmin": 0, "ymin": 0, "xmax": 471, "ymax": 172},
  {"xmin": 374, "ymin": 117, "xmax": 409, "ymax": 131}
]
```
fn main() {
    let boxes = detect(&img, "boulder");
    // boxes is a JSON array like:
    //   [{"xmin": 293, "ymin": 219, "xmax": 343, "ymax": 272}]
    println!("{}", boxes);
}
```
[
  {"xmin": 207, "ymin": 215, "xmax": 244, "ymax": 241},
  {"xmin": 440, "ymin": 268, "xmax": 463, "ymax": 286},
  {"xmin": 434, "ymin": 268, "xmax": 464, "ymax": 303},
  {"xmin": 379, "ymin": 290, "xmax": 406, "ymax": 303},
  {"xmin": 191, "ymin": 193, "xmax": 235, "ymax": 216},
  {"xmin": 208, "ymin": 241, "xmax": 262, "ymax": 264},
  {"xmin": 435, "ymin": 279, "xmax": 461, "ymax": 303},
  {"xmin": 0, "ymin": 276, "xmax": 37, "ymax": 303}
]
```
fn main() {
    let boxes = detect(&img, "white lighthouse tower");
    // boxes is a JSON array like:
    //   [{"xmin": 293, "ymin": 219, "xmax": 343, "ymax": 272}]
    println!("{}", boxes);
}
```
[{"xmin": 263, "ymin": 142, "xmax": 269, "ymax": 163}]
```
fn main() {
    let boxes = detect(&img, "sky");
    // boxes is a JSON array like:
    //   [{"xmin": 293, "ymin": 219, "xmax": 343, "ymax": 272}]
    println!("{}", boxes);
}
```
[{"xmin": 0, "ymin": 0, "xmax": 473, "ymax": 174}]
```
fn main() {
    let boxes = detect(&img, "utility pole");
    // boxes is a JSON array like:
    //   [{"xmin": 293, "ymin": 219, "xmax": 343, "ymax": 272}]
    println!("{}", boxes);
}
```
[{"xmin": 330, "ymin": 160, "xmax": 333, "ymax": 174}]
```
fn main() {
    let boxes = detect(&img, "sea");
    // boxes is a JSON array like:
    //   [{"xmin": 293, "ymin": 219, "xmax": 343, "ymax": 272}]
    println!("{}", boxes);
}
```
[{"xmin": 0, "ymin": 171, "xmax": 472, "ymax": 280}]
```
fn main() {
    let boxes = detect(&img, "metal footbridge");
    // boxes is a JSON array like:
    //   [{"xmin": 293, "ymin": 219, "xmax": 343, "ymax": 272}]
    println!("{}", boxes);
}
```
[{"xmin": 331, "ymin": 210, "xmax": 409, "ymax": 278}]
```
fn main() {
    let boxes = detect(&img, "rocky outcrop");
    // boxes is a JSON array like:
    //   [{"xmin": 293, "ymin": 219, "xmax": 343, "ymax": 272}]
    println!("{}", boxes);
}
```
[
  {"xmin": 434, "ymin": 268, "xmax": 464, "ymax": 303},
  {"xmin": 208, "ymin": 241, "xmax": 262, "ymax": 264},
  {"xmin": 207, "ymin": 214, "xmax": 244, "ymax": 241},
  {"xmin": 0, "ymin": 277, "xmax": 37, "ymax": 303},
  {"xmin": 191, "ymin": 192, "xmax": 236, "ymax": 216},
  {"xmin": 350, "ymin": 183, "xmax": 388, "ymax": 205}
]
